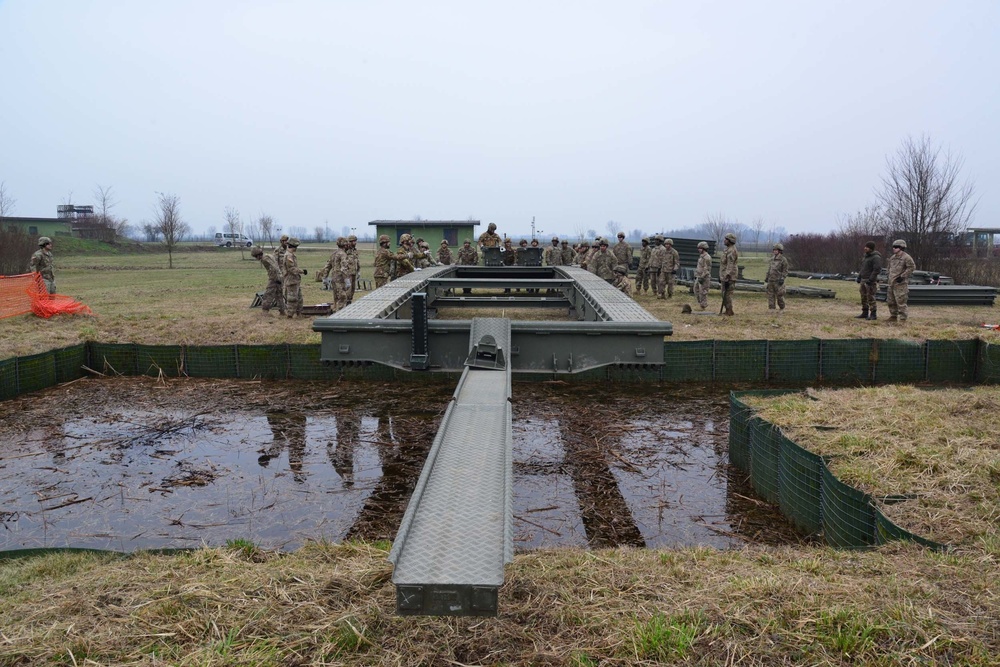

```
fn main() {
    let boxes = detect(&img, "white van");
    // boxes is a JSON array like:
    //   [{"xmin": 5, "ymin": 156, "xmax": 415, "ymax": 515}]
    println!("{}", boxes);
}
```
[{"xmin": 215, "ymin": 232, "xmax": 253, "ymax": 247}]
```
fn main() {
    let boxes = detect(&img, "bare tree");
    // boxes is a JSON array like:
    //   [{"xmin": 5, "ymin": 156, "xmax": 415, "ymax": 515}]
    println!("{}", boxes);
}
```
[
  {"xmin": 605, "ymin": 220, "xmax": 623, "ymax": 237},
  {"xmin": 92, "ymin": 184, "xmax": 131, "ymax": 239},
  {"xmin": 700, "ymin": 213, "xmax": 731, "ymax": 248},
  {"xmin": 0, "ymin": 181, "xmax": 16, "ymax": 218},
  {"xmin": 257, "ymin": 214, "xmax": 275, "ymax": 248},
  {"xmin": 875, "ymin": 135, "xmax": 977, "ymax": 266},
  {"xmin": 154, "ymin": 193, "xmax": 189, "ymax": 268},
  {"xmin": 750, "ymin": 216, "xmax": 766, "ymax": 250},
  {"xmin": 314, "ymin": 226, "xmax": 325, "ymax": 243},
  {"xmin": 224, "ymin": 206, "xmax": 246, "ymax": 259},
  {"xmin": 141, "ymin": 222, "xmax": 161, "ymax": 242}
]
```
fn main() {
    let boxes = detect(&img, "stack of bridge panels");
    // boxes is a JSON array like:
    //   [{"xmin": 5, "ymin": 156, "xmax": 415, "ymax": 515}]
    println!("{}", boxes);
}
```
[{"xmin": 876, "ymin": 284, "xmax": 997, "ymax": 306}]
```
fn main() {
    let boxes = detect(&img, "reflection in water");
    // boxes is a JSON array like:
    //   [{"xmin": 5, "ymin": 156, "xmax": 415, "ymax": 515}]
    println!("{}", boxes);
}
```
[{"xmin": 0, "ymin": 379, "xmax": 798, "ymax": 552}]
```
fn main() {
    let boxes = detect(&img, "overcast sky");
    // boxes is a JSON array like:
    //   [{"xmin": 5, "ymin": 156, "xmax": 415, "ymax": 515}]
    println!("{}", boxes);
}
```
[{"xmin": 1, "ymin": 0, "xmax": 996, "ymax": 239}]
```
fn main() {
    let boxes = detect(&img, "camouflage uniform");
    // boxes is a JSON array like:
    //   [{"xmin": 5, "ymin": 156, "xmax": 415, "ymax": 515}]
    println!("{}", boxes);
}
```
[
  {"xmin": 478, "ymin": 223, "xmax": 502, "ymax": 250},
  {"xmin": 457, "ymin": 240, "xmax": 478, "ymax": 294},
  {"xmin": 612, "ymin": 237, "xmax": 632, "ymax": 271},
  {"xmin": 886, "ymin": 241, "xmax": 916, "ymax": 322},
  {"xmin": 394, "ymin": 235, "xmax": 427, "ymax": 277},
  {"xmin": 612, "ymin": 266, "xmax": 633, "ymax": 295},
  {"xmin": 694, "ymin": 244, "xmax": 712, "ymax": 310},
  {"xmin": 283, "ymin": 241, "xmax": 305, "ymax": 318},
  {"xmin": 253, "ymin": 247, "xmax": 286, "ymax": 315},
  {"xmin": 857, "ymin": 246, "xmax": 882, "ymax": 319},
  {"xmin": 592, "ymin": 245, "xmax": 615, "ymax": 282},
  {"xmin": 345, "ymin": 235, "xmax": 360, "ymax": 304},
  {"xmin": 323, "ymin": 239, "xmax": 349, "ymax": 311},
  {"xmin": 635, "ymin": 239, "xmax": 651, "ymax": 293},
  {"xmin": 561, "ymin": 241, "xmax": 574, "ymax": 265},
  {"xmin": 648, "ymin": 238, "xmax": 668, "ymax": 298},
  {"xmin": 661, "ymin": 241, "xmax": 680, "ymax": 298},
  {"xmin": 438, "ymin": 242, "xmax": 453, "ymax": 265},
  {"xmin": 720, "ymin": 235, "xmax": 739, "ymax": 316},
  {"xmin": 544, "ymin": 239, "xmax": 563, "ymax": 266},
  {"xmin": 29, "ymin": 239, "xmax": 56, "ymax": 294},
  {"xmin": 373, "ymin": 238, "xmax": 393, "ymax": 289},
  {"xmin": 765, "ymin": 247, "xmax": 789, "ymax": 310},
  {"xmin": 274, "ymin": 236, "xmax": 289, "ymax": 279},
  {"xmin": 501, "ymin": 240, "xmax": 516, "ymax": 266}
]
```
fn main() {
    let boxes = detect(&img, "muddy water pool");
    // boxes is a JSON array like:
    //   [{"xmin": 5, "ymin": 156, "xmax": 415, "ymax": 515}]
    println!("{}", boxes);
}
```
[{"xmin": 0, "ymin": 378, "xmax": 798, "ymax": 552}]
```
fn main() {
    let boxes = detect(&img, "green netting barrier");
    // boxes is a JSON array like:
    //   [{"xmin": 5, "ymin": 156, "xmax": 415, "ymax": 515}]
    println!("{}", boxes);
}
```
[
  {"xmin": 714, "ymin": 340, "xmax": 767, "ymax": 383},
  {"xmin": 766, "ymin": 340, "xmax": 820, "ymax": 383},
  {"xmin": 607, "ymin": 366, "xmax": 661, "ymax": 383},
  {"xmin": 136, "ymin": 344, "xmax": 184, "ymax": 377},
  {"xmin": 728, "ymin": 394, "xmax": 752, "ymax": 471},
  {"xmin": 89, "ymin": 342, "xmax": 139, "ymax": 376},
  {"xmin": 820, "ymin": 339, "xmax": 874, "ymax": 385},
  {"xmin": 0, "ymin": 357, "xmax": 18, "ymax": 401},
  {"xmin": 54, "ymin": 345, "xmax": 87, "ymax": 384},
  {"xmin": 662, "ymin": 341, "xmax": 714, "ymax": 382},
  {"xmin": 977, "ymin": 340, "xmax": 1000, "ymax": 384},
  {"xmin": 237, "ymin": 344, "xmax": 289, "ymax": 380},
  {"xmin": 777, "ymin": 434, "xmax": 824, "ymax": 535},
  {"xmin": 875, "ymin": 510, "xmax": 946, "ymax": 550},
  {"xmin": 16, "ymin": 350, "xmax": 57, "ymax": 396},
  {"xmin": 821, "ymin": 466, "xmax": 878, "ymax": 548},
  {"xmin": 185, "ymin": 345, "xmax": 239, "ymax": 378},
  {"xmin": 927, "ymin": 339, "xmax": 977, "ymax": 384},
  {"xmin": 873, "ymin": 339, "xmax": 926, "ymax": 384},
  {"xmin": 747, "ymin": 416, "xmax": 780, "ymax": 504}
]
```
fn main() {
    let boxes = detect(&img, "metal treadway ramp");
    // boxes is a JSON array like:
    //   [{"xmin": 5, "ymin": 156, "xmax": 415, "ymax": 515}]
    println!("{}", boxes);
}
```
[{"xmin": 388, "ymin": 318, "xmax": 514, "ymax": 616}]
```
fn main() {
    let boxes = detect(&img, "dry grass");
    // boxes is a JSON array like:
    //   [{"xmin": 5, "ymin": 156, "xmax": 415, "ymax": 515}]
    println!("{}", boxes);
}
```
[
  {"xmin": 745, "ymin": 386, "xmax": 1000, "ymax": 549},
  {"xmin": 2, "ymin": 249, "xmax": 998, "ymax": 359},
  {"xmin": 1, "ymin": 541, "xmax": 998, "ymax": 666}
]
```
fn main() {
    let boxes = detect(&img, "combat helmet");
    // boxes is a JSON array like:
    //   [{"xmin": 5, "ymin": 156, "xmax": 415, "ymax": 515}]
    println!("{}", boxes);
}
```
[
  {"xmin": 892, "ymin": 239, "xmax": 907, "ymax": 249},
  {"xmin": 399, "ymin": 233, "xmax": 413, "ymax": 244},
  {"xmin": 664, "ymin": 238, "xmax": 674, "ymax": 246},
  {"xmin": 347, "ymin": 234, "xmax": 357, "ymax": 242},
  {"xmin": 279, "ymin": 234, "xmax": 289, "ymax": 243},
  {"xmin": 37, "ymin": 236, "xmax": 52, "ymax": 247},
  {"xmin": 440, "ymin": 239, "xmax": 448, "ymax": 245},
  {"xmin": 336, "ymin": 237, "xmax": 347, "ymax": 247},
  {"xmin": 250, "ymin": 246, "xmax": 263, "ymax": 258},
  {"xmin": 488, "ymin": 223, "xmax": 497, "ymax": 232},
  {"xmin": 697, "ymin": 241, "xmax": 709, "ymax": 250},
  {"xmin": 287, "ymin": 237, "xmax": 300, "ymax": 247},
  {"xmin": 613, "ymin": 264, "xmax": 627, "ymax": 275},
  {"xmin": 773, "ymin": 243, "xmax": 784, "ymax": 251},
  {"xmin": 378, "ymin": 234, "xmax": 390, "ymax": 244},
  {"xmin": 724, "ymin": 233, "xmax": 737, "ymax": 243}
]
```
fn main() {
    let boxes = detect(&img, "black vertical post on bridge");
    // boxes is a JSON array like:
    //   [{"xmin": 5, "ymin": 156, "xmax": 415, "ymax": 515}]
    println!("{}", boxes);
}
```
[{"xmin": 410, "ymin": 292, "xmax": 429, "ymax": 370}]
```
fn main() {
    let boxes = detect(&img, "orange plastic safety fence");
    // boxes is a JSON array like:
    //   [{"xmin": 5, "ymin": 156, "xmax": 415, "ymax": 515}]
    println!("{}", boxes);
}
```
[{"xmin": 0, "ymin": 273, "xmax": 93, "ymax": 319}]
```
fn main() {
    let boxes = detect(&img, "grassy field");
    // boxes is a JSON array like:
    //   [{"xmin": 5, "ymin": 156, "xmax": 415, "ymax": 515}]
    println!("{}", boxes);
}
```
[
  {"xmin": 2, "ymin": 244, "xmax": 999, "ymax": 665},
  {"xmin": 2, "ymin": 243, "xmax": 998, "ymax": 358}
]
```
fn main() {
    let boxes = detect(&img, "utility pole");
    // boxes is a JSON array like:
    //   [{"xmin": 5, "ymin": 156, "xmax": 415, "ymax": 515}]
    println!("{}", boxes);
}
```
[{"xmin": 530, "ymin": 216, "xmax": 536, "ymax": 241}]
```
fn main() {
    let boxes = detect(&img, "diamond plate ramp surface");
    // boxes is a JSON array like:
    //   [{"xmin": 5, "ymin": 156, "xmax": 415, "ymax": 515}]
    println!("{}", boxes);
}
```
[{"xmin": 389, "ymin": 318, "xmax": 513, "ymax": 615}]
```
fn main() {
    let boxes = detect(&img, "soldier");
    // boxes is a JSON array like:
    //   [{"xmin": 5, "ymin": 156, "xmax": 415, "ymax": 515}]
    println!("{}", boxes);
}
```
[
  {"xmin": 530, "ymin": 238, "xmax": 540, "ymax": 248},
  {"xmin": 394, "ymin": 233, "xmax": 427, "ymax": 277},
  {"xmin": 560, "ymin": 239, "xmax": 574, "ymax": 265},
  {"xmin": 282, "ymin": 237, "xmax": 306, "ymax": 318},
  {"xmin": 592, "ymin": 238, "xmax": 615, "ymax": 283},
  {"xmin": 321, "ymin": 238, "xmax": 348, "ymax": 310},
  {"xmin": 29, "ymin": 236, "xmax": 56, "ymax": 294},
  {"xmin": 648, "ymin": 235, "xmax": 667, "ymax": 298},
  {"xmin": 373, "ymin": 234, "xmax": 393, "ymax": 289},
  {"xmin": 661, "ymin": 238, "xmax": 680, "ymax": 298},
  {"xmin": 574, "ymin": 243, "xmax": 589, "ymax": 267},
  {"xmin": 765, "ymin": 243, "xmax": 789, "ymax": 311},
  {"xmin": 544, "ymin": 236, "xmax": 563, "ymax": 266},
  {"xmin": 416, "ymin": 241, "xmax": 436, "ymax": 268},
  {"xmin": 438, "ymin": 240, "xmax": 453, "ymax": 265},
  {"xmin": 886, "ymin": 239, "xmax": 916, "ymax": 323},
  {"xmin": 694, "ymin": 241, "xmax": 711, "ymax": 310},
  {"xmin": 635, "ymin": 237, "xmax": 651, "ymax": 294},
  {"xmin": 478, "ymin": 222, "xmax": 502, "ymax": 251},
  {"xmin": 274, "ymin": 234, "xmax": 289, "ymax": 279},
  {"xmin": 612, "ymin": 264, "xmax": 632, "ymax": 295},
  {"xmin": 251, "ymin": 246, "xmax": 286, "ymax": 316},
  {"xmin": 457, "ymin": 238, "xmax": 478, "ymax": 294},
  {"xmin": 501, "ymin": 238, "xmax": 516, "ymax": 266},
  {"xmin": 720, "ymin": 233, "xmax": 739, "ymax": 316},
  {"xmin": 856, "ymin": 241, "xmax": 883, "ymax": 320},
  {"xmin": 584, "ymin": 239, "xmax": 602, "ymax": 273},
  {"xmin": 345, "ymin": 235, "xmax": 360, "ymax": 304},
  {"xmin": 516, "ymin": 238, "xmax": 530, "ymax": 265},
  {"xmin": 612, "ymin": 232, "xmax": 632, "ymax": 271}
]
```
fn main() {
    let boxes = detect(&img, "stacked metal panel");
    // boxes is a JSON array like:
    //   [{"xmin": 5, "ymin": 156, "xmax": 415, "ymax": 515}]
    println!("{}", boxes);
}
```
[{"xmin": 876, "ymin": 284, "xmax": 997, "ymax": 305}]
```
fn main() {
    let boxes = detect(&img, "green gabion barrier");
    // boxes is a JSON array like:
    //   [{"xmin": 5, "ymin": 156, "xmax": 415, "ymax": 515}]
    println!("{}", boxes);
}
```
[
  {"xmin": 730, "ymin": 391, "xmax": 950, "ymax": 550},
  {"xmin": 978, "ymin": 339, "xmax": 1000, "ymax": 383},
  {"xmin": 820, "ymin": 339, "xmax": 874, "ymax": 385},
  {"xmin": 873, "ymin": 339, "xmax": 926, "ymax": 384},
  {"xmin": 54, "ymin": 345, "xmax": 87, "ymax": 384},
  {"xmin": 662, "ymin": 340, "xmax": 714, "ymax": 382},
  {"xmin": 136, "ymin": 344, "xmax": 184, "ymax": 377},
  {"xmin": 714, "ymin": 340, "xmax": 767, "ymax": 383},
  {"xmin": 0, "ymin": 357, "xmax": 19, "ymax": 401},
  {"xmin": 767, "ymin": 339, "xmax": 820, "ymax": 383},
  {"xmin": 927, "ymin": 339, "xmax": 977, "ymax": 384},
  {"xmin": 16, "ymin": 351, "xmax": 57, "ymax": 396}
]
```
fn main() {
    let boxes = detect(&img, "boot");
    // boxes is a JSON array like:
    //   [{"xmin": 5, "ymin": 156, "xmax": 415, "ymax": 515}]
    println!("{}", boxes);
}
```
[
  {"xmin": 855, "ymin": 307, "xmax": 869, "ymax": 319},
  {"xmin": 867, "ymin": 307, "xmax": 877, "ymax": 320},
  {"xmin": 725, "ymin": 307, "xmax": 734, "ymax": 316}
]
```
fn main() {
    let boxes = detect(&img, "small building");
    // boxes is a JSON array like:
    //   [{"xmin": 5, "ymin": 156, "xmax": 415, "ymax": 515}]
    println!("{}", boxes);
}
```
[
  {"xmin": 368, "ymin": 220, "xmax": 481, "ymax": 247},
  {"xmin": 1, "ymin": 216, "xmax": 74, "ymax": 239}
]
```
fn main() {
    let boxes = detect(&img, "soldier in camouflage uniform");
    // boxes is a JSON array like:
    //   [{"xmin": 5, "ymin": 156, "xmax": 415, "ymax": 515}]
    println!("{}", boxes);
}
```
[
  {"xmin": 457, "ymin": 238, "xmax": 478, "ymax": 294},
  {"xmin": 274, "ymin": 234, "xmax": 289, "ymax": 279},
  {"xmin": 438, "ymin": 240, "xmax": 453, "ymax": 265},
  {"xmin": 574, "ymin": 243, "xmax": 589, "ymax": 267},
  {"xmin": 544, "ymin": 236, "xmax": 563, "ymax": 266},
  {"xmin": 416, "ymin": 241, "xmax": 437, "ymax": 268},
  {"xmin": 720, "ymin": 233, "xmax": 739, "ymax": 316},
  {"xmin": 765, "ymin": 243, "xmax": 789, "ymax": 311},
  {"xmin": 612, "ymin": 232, "xmax": 632, "ymax": 272},
  {"xmin": 561, "ymin": 239, "xmax": 574, "ymax": 265},
  {"xmin": 661, "ymin": 238, "xmax": 680, "ymax": 298},
  {"xmin": 501, "ymin": 238, "xmax": 516, "ymax": 266},
  {"xmin": 283, "ymin": 237, "xmax": 306, "ymax": 318},
  {"xmin": 394, "ymin": 233, "xmax": 427, "ymax": 277},
  {"xmin": 694, "ymin": 241, "xmax": 712, "ymax": 310},
  {"xmin": 886, "ymin": 239, "xmax": 916, "ymax": 323},
  {"xmin": 251, "ymin": 246, "xmax": 286, "ymax": 316},
  {"xmin": 612, "ymin": 264, "xmax": 632, "ymax": 295},
  {"xmin": 592, "ymin": 238, "xmax": 615, "ymax": 282},
  {"xmin": 321, "ymin": 238, "xmax": 348, "ymax": 311},
  {"xmin": 648, "ymin": 235, "xmax": 667, "ymax": 298},
  {"xmin": 856, "ymin": 241, "xmax": 882, "ymax": 320},
  {"xmin": 373, "ymin": 235, "xmax": 392, "ymax": 289},
  {"xmin": 478, "ymin": 223, "xmax": 502, "ymax": 251},
  {"xmin": 635, "ymin": 238, "xmax": 651, "ymax": 294},
  {"xmin": 29, "ymin": 236, "xmax": 56, "ymax": 294},
  {"xmin": 345, "ymin": 235, "xmax": 360, "ymax": 304}
]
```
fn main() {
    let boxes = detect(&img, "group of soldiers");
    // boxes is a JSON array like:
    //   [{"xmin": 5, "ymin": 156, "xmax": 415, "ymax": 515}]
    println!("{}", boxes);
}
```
[
  {"xmin": 856, "ymin": 239, "xmax": 915, "ymax": 322},
  {"xmin": 250, "ymin": 234, "xmax": 309, "ymax": 318}
]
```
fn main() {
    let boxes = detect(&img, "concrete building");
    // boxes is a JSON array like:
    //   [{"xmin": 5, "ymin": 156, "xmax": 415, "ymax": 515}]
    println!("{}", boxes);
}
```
[{"xmin": 368, "ymin": 220, "xmax": 481, "ymax": 247}]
